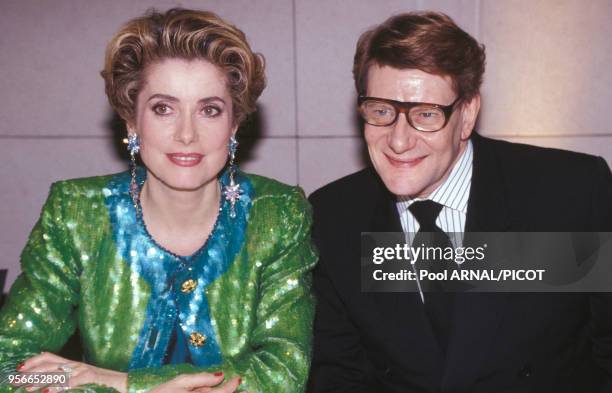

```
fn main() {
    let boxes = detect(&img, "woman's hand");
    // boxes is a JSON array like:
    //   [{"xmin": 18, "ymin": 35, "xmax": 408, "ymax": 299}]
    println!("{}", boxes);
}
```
[
  {"xmin": 16, "ymin": 352, "xmax": 127, "ymax": 393},
  {"xmin": 146, "ymin": 372, "xmax": 243, "ymax": 393}
]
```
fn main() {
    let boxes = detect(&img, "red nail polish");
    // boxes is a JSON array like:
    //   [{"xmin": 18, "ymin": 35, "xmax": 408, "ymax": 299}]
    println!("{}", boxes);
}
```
[
  {"xmin": 15, "ymin": 362, "xmax": 24, "ymax": 371},
  {"xmin": 214, "ymin": 371, "xmax": 223, "ymax": 376},
  {"xmin": 238, "ymin": 377, "xmax": 242, "ymax": 384}
]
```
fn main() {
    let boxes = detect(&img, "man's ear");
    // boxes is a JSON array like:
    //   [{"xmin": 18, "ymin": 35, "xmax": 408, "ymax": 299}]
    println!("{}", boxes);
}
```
[{"xmin": 460, "ymin": 94, "xmax": 481, "ymax": 140}]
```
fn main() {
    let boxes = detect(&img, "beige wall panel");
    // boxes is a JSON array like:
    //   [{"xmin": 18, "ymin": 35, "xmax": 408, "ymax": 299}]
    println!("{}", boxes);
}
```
[
  {"xmin": 0, "ymin": 138, "xmax": 126, "ymax": 287},
  {"xmin": 417, "ymin": 0, "xmax": 480, "ymax": 36},
  {"xmin": 239, "ymin": 137, "xmax": 298, "ymax": 186},
  {"xmin": 479, "ymin": 0, "xmax": 612, "ymax": 136},
  {"xmin": 494, "ymin": 135, "xmax": 612, "ymax": 168},
  {"xmin": 295, "ymin": 0, "xmax": 480, "ymax": 137},
  {"xmin": 0, "ymin": 0, "xmax": 295, "ymax": 137},
  {"xmin": 0, "ymin": 1, "xmax": 116, "ymax": 137},
  {"xmin": 298, "ymin": 137, "xmax": 368, "ymax": 195}
]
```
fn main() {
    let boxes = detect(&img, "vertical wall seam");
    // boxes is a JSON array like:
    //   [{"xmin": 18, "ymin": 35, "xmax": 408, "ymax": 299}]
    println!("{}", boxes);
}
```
[
  {"xmin": 291, "ymin": 0, "xmax": 300, "ymax": 186},
  {"xmin": 475, "ymin": 0, "xmax": 481, "ymax": 40}
]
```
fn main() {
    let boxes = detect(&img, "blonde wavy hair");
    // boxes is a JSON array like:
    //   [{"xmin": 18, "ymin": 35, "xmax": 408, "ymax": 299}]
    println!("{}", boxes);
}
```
[{"xmin": 101, "ymin": 8, "xmax": 266, "ymax": 125}]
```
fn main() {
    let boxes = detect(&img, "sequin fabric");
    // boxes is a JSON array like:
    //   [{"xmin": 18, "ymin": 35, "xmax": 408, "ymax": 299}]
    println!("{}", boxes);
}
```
[
  {"xmin": 105, "ymin": 167, "xmax": 252, "ymax": 369},
  {"xmin": 0, "ymin": 169, "xmax": 317, "ymax": 393}
]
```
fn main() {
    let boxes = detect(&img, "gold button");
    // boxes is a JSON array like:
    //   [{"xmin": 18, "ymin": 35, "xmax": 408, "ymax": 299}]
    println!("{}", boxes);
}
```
[
  {"xmin": 189, "ymin": 332, "xmax": 206, "ymax": 347},
  {"xmin": 181, "ymin": 279, "xmax": 197, "ymax": 293}
]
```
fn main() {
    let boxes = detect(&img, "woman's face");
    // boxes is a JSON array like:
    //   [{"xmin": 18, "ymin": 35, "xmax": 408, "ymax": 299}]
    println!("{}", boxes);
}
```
[{"xmin": 128, "ymin": 58, "xmax": 236, "ymax": 191}]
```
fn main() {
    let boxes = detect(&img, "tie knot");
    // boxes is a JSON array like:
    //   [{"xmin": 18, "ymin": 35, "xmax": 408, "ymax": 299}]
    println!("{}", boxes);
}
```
[{"xmin": 408, "ymin": 200, "xmax": 443, "ymax": 231}]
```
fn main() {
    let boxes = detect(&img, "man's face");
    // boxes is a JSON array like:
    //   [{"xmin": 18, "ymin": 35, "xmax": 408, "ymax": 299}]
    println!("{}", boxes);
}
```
[{"xmin": 364, "ymin": 65, "xmax": 480, "ymax": 197}]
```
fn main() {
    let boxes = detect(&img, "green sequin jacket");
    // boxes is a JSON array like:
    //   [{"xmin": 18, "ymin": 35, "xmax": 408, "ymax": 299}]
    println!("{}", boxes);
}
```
[{"xmin": 0, "ymin": 169, "xmax": 317, "ymax": 393}]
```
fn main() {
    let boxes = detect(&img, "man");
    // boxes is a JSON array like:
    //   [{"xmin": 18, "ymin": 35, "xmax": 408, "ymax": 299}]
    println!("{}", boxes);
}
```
[{"xmin": 309, "ymin": 11, "xmax": 612, "ymax": 393}]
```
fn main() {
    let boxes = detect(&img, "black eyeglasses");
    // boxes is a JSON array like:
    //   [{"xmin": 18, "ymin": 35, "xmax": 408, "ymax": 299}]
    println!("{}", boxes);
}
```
[{"xmin": 358, "ymin": 96, "xmax": 461, "ymax": 132}]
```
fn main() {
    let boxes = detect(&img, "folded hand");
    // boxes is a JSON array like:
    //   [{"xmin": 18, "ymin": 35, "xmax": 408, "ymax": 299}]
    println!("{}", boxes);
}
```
[
  {"xmin": 146, "ymin": 372, "xmax": 243, "ymax": 393},
  {"xmin": 17, "ymin": 352, "xmax": 127, "ymax": 393}
]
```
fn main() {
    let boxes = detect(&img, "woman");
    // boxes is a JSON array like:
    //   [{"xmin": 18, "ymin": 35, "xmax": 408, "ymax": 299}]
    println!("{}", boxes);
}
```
[{"xmin": 0, "ymin": 8, "xmax": 316, "ymax": 393}]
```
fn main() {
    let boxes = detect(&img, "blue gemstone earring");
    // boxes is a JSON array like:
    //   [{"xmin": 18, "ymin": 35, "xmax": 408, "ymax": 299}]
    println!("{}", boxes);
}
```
[
  {"xmin": 222, "ymin": 135, "xmax": 243, "ymax": 218},
  {"xmin": 127, "ymin": 133, "xmax": 141, "ymax": 212}
]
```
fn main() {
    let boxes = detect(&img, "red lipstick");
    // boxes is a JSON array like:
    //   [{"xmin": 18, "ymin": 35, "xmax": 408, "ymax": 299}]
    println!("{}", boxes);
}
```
[{"xmin": 167, "ymin": 153, "xmax": 203, "ymax": 167}]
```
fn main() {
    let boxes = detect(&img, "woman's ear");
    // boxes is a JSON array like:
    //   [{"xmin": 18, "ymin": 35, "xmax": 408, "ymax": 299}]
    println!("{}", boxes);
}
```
[{"xmin": 126, "ymin": 121, "xmax": 136, "ymax": 135}]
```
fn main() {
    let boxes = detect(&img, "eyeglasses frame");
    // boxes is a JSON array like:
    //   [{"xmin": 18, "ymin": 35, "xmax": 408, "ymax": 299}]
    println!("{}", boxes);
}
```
[{"xmin": 357, "ymin": 95, "xmax": 462, "ymax": 131}]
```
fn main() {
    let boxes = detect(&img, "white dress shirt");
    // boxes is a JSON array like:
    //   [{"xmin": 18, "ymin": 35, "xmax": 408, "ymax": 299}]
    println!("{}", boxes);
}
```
[
  {"xmin": 396, "ymin": 139, "xmax": 473, "ymax": 246},
  {"xmin": 395, "ymin": 140, "xmax": 473, "ymax": 302}
]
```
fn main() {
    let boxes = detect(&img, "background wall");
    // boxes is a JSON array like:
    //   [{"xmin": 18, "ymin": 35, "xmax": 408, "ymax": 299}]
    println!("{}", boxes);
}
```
[{"xmin": 2, "ymin": 0, "xmax": 612, "ymax": 288}]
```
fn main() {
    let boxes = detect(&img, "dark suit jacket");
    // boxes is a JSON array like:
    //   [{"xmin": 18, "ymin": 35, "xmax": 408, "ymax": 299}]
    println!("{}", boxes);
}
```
[{"xmin": 308, "ymin": 134, "xmax": 612, "ymax": 393}]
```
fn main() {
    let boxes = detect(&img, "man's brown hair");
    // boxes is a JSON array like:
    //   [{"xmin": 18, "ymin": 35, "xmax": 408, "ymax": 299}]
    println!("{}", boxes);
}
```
[{"xmin": 353, "ymin": 11, "xmax": 485, "ymax": 102}]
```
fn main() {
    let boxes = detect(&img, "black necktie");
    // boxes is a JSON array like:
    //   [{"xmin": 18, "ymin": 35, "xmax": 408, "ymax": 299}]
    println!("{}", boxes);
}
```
[{"xmin": 408, "ymin": 200, "xmax": 453, "ymax": 352}]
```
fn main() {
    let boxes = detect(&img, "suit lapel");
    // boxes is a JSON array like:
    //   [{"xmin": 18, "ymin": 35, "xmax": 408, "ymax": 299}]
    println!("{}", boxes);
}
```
[
  {"xmin": 370, "ymin": 185, "xmax": 403, "ymax": 233},
  {"xmin": 368, "ymin": 170, "xmax": 443, "ymax": 359},
  {"xmin": 443, "ymin": 134, "xmax": 513, "ymax": 389},
  {"xmin": 464, "ymin": 133, "xmax": 512, "ymax": 233}
]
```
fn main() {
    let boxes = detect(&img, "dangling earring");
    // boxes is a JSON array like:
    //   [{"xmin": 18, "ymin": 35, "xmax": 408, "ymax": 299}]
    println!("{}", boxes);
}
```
[
  {"xmin": 222, "ymin": 135, "xmax": 243, "ymax": 218},
  {"xmin": 127, "ymin": 133, "xmax": 141, "ymax": 212}
]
